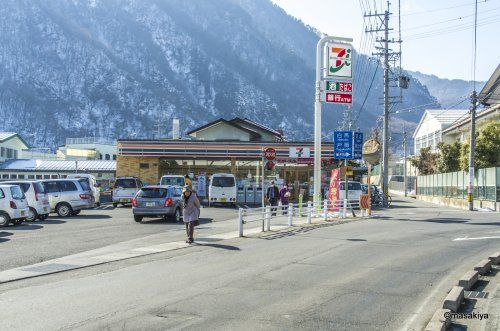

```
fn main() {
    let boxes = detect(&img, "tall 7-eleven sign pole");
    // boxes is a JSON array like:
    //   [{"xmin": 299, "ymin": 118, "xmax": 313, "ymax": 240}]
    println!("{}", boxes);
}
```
[{"xmin": 313, "ymin": 36, "xmax": 353, "ymax": 209}]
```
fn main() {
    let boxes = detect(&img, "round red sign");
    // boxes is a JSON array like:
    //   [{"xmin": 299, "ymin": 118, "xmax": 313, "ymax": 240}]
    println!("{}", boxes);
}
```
[{"xmin": 264, "ymin": 148, "xmax": 276, "ymax": 160}]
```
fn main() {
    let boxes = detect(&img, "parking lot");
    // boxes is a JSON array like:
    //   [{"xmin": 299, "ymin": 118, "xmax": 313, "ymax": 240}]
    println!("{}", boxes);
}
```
[{"xmin": 0, "ymin": 205, "xmax": 239, "ymax": 271}]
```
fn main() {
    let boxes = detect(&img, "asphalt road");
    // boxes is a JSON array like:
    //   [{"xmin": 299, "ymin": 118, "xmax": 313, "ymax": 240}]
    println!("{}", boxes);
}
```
[
  {"xmin": 0, "ymin": 198, "xmax": 498, "ymax": 330},
  {"xmin": 0, "ymin": 205, "xmax": 238, "ymax": 271}
]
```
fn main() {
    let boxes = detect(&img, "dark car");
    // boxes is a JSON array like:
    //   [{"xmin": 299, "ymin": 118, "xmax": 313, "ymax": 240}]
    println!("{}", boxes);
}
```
[{"xmin": 132, "ymin": 185, "xmax": 183, "ymax": 223}]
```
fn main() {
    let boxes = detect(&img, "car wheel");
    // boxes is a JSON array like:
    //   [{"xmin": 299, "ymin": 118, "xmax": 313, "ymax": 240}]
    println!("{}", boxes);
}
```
[
  {"xmin": 113, "ymin": 203, "xmax": 118, "ymax": 208},
  {"xmin": 174, "ymin": 208, "xmax": 181, "ymax": 222},
  {"xmin": 26, "ymin": 207, "xmax": 38, "ymax": 222},
  {"xmin": 71, "ymin": 210, "xmax": 81, "ymax": 216},
  {"xmin": 0, "ymin": 212, "xmax": 10, "ymax": 227},
  {"xmin": 96, "ymin": 202, "xmax": 101, "ymax": 207},
  {"xmin": 38, "ymin": 214, "xmax": 49, "ymax": 221},
  {"xmin": 134, "ymin": 215, "xmax": 143, "ymax": 222},
  {"xmin": 56, "ymin": 203, "xmax": 73, "ymax": 217}
]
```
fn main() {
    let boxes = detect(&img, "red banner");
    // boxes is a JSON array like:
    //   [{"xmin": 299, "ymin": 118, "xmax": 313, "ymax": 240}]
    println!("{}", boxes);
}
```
[{"xmin": 328, "ymin": 169, "xmax": 341, "ymax": 212}]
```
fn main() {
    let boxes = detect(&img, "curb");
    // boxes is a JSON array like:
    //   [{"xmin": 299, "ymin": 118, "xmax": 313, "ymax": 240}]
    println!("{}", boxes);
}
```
[{"xmin": 424, "ymin": 252, "xmax": 499, "ymax": 331}]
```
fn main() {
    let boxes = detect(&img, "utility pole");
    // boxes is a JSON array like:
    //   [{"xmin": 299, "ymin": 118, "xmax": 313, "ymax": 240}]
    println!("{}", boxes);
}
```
[
  {"xmin": 403, "ymin": 125, "xmax": 407, "ymax": 197},
  {"xmin": 468, "ymin": 0, "xmax": 479, "ymax": 211},
  {"xmin": 365, "ymin": 1, "xmax": 401, "ymax": 207}
]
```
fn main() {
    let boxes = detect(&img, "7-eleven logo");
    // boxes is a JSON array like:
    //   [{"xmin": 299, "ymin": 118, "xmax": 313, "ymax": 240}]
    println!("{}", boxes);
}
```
[{"xmin": 328, "ymin": 44, "xmax": 352, "ymax": 78}]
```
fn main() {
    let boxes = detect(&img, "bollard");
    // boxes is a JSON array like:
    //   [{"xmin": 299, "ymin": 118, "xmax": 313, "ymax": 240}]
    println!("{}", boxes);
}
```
[
  {"xmin": 262, "ymin": 207, "xmax": 265, "ymax": 232},
  {"xmin": 307, "ymin": 201, "xmax": 312, "ymax": 224},
  {"xmin": 288, "ymin": 204, "xmax": 293, "ymax": 226},
  {"xmin": 323, "ymin": 199, "xmax": 328, "ymax": 220},
  {"xmin": 343, "ymin": 199, "xmax": 348, "ymax": 218},
  {"xmin": 266, "ymin": 205, "xmax": 271, "ymax": 231},
  {"xmin": 238, "ymin": 208, "xmax": 244, "ymax": 237}
]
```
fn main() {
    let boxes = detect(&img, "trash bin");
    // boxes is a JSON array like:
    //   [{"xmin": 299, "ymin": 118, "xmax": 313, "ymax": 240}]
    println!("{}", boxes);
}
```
[
  {"xmin": 254, "ymin": 187, "xmax": 263, "ymax": 206},
  {"xmin": 245, "ymin": 186, "xmax": 255, "ymax": 205},
  {"xmin": 237, "ymin": 186, "xmax": 246, "ymax": 203}
]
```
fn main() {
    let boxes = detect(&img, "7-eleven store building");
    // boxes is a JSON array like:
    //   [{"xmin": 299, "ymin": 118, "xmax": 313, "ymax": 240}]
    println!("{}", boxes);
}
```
[{"xmin": 116, "ymin": 118, "xmax": 335, "ymax": 200}]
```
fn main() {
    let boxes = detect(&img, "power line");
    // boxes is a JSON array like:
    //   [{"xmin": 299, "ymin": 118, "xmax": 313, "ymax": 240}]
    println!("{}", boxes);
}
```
[
  {"xmin": 354, "ymin": 62, "xmax": 380, "ymax": 124},
  {"xmin": 405, "ymin": 16, "xmax": 500, "ymax": 40},
  {"xmin": 402, "ymin": 0, "xmax": 492, "ymax": 16}
]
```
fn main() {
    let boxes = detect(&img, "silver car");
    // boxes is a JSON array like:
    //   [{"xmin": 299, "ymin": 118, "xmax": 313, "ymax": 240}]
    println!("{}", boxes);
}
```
[
  {"xmin": 41, "ymin": 179, "xmax": 94, "ymax": 217},
  {"xmin": 112, "ymin": 177, "xmax": 142, "ymax": 207},
  {"xmin": 132, "ymin": 185, "xmax": 183, "ymax": 223}
]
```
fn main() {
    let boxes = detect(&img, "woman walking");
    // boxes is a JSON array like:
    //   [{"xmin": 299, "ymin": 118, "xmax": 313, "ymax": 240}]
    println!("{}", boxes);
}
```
[
  {"xmin": 181, "ymin": 185, "xmax": 200, "ymax": 243},
  {"xmin": 279, "ymin": 184, "xmax": 291, "ymax": 215}
]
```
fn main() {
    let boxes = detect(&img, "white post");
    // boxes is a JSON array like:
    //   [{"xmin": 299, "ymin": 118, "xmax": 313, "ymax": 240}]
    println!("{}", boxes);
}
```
[
  {"xmin": 343, "ymin": 199, "xmax": 348, "ymax": 218},
  {"xmin": 266, "ymin": 206, "xmax": 271, "ymax": 231},
  {"xmin": 313, "ymin": 36, "xmax": 353, "ymax": 211},
  {"xmin": 323, "ymin": 199, "xmax": 328, "ymax": 220},
  {"xmin": 307, "ymin": 201, "xmax": 312, "ymax": 224},
  {"xmin": 238, "ymin": 208, "xmax": 244, "ymax": 237},
  {"xmin": 288, "ymin": 204, "xmax": 293, "ymax": 226}
]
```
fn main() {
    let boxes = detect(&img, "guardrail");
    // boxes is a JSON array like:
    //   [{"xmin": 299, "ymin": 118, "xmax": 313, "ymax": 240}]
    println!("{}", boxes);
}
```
[{"xmin": 238, "ymin": 199, "xmax": 365, "ymax": 237}]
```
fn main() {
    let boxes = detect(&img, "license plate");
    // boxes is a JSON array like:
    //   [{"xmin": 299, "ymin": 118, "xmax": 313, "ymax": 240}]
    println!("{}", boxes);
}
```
[
  {"xmin": 43, "ymin": 207, "xmax": 48, "ymax": 212},
  {"xmin": 120, "ymin": 198, "xmax": 130, "ymax": 203},
  {"xmin": 220, "ymin": 198, "xmax": 226, "ymax": 202},
  {"xmin": 21, "ymin": 211, "xmax": 25, "ymax": 216},
  {"xmin": 146, "ymin": 202, "xmax": 155, "ymax": 207}
]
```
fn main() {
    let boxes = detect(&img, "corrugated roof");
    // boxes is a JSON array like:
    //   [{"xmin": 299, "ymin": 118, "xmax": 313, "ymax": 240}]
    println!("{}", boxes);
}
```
[
  {"xmin": 425, "ymin": 109, "xmax": 469, "ymax": 126},
  {"xmin": 0, "ymin": 159, "xmax": 116, "ymax": 172},
  {"xmin": 0, "ymin": 132, "xmax": 17, "ymax": 142}
]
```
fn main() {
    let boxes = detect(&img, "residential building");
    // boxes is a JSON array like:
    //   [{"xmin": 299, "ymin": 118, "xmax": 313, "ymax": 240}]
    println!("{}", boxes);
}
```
[{"xmin": 0, "ymin": 132, "xmax": 30, "ymax": 163}]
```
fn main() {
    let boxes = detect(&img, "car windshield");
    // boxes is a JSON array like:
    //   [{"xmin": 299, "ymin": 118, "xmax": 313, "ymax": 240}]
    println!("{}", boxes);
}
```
[
  {"xmin": 34, "ymin": 182, "xmax": 46, "ymax": 194},
  {"xmin": 10, "ymin": 186, "xmax": 25, "ymax": 199},
  {"xmin": 137, "ymin": 188, "xmax": 169, "ymax": 198},
  {"xmin": 161, "ymin": 177, "xmax": 184, "ymax": 186},
  {"xmin": 114, "ymin": 179, "xmax": 138, "ymax": 189},
  {"xmin": 211, "ymin": 177, "xmax": 235, "ymax": 188},
  {"xmin": 78, "ymin": 179, "xmax": 91, "ymax": 191},
  {"xmin": 340, "ymin": 182, "xmax": 362, "ymax": 191}
]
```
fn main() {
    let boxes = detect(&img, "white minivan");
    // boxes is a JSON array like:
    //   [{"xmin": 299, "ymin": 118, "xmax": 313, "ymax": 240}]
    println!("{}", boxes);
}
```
[
  {"xmin": 67, "ymin": 174, "xmax": 100, "ymax": 207},
  {"xmin": 7, "ymin": 181, "xmax": 50, "ymax": 221},
  {"xmin": 0, "ymin": 184, "xmax": 29, "ymax": 227},
  {"xmin": 339, "ymin": 181, "xmax": 363, "ymax": 201},
  {"xmin": 209, "ymin": 173, "xmax": 237, "ymax": 205}
]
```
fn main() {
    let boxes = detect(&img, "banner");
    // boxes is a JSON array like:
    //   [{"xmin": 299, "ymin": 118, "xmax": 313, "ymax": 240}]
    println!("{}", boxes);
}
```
[
  {"xmin": 197, "ymin": 173, "xmax": 206, "ymax": 197},
  {"xmin": 328, "ymin": 169, "xmax": 341, "ymax": 212}
]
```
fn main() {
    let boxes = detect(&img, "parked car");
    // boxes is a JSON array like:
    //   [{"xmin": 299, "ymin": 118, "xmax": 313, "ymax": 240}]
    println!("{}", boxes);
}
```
[
  {"xmin": 112, "ymin": 177, "xmax": 143, "ymax": 207},
  {"xmin": 209, "ymin": 173, "xmax": 237, "ymax": 205},
  {"xmin": 0, "ymin": 184, "xmax": 29, "ymax": 227},
  {"xmin": 67, "ymin": 174, "xmax": 100, "ymax": 207},
  {"xmin": 6, "ymin": 180, "xmax": 50, "ymax": 221},
  {"xmin": 132, "ymin": 185, "xmax": 183, "ymax": 222},
  {"xmin": 41, "ymin": 179, "xmax": 94, "ymax": 217},
  {"xmin": 339, "ymin": 181, "xmax": 363, "ymax": 201}
]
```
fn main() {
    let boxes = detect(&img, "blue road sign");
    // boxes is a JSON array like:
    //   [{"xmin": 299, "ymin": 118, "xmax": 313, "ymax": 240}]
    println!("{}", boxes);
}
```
[
  {"xmin": 334, "ymin": 131, "xmax": 363, "ymax": 160},
  {"xmin": 334, "ymin": 131, "xmax": 353, "ymax": 159},
  {"xmin": 353, "ymin": 132, "xmax": 363, "ymax": 159}
]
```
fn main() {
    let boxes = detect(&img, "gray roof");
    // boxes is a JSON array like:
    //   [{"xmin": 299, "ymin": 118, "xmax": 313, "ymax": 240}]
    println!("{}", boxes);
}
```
[
  {"xmin": 0, "ymin": 159, "xmax": 116, "ymax": 172},
  {"xmin": 0, "ymin": 132, "xmax": 30, "ymax": 148},
  {"xmin": 479, "ymin": 63, "xmax": 500, "ymax": 106}
]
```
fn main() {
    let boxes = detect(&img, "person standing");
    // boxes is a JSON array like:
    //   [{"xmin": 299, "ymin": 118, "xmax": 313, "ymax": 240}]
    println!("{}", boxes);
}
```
[
  {"xmin": 181, "ymin": 185, "xmax": 200, "ymax": 244},
  {"xmin": 267, "ymin": 181, "xmax": 279, "ymax": 216},
  {"xmin": 279, "ymin": 184, "xmax": 291, "ymax": 215}
]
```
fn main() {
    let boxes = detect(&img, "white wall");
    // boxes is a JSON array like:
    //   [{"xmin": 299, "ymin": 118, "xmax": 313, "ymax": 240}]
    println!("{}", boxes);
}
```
[{"xmin": 0, "ymin": 137, "xmax": 28, "ymax": 162}]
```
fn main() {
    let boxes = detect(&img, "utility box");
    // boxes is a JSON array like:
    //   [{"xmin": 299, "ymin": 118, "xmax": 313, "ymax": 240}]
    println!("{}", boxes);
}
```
[
  {"xmin": 254, "ymin": 187, "xmax": 263, "ymax": 206},
  {"xmin": 237, "ymin": 185, "xmax": 246, "ymax": 203},
  {"xmin": 245, "ymin": 186, "xmax": 255, "ymax": 205}
]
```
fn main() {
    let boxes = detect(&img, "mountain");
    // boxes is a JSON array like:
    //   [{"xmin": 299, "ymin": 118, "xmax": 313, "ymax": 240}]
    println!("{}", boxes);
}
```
[
  {"xmin": 0, "ymin": 0, "xmax": 438, "ymax": 148},
  {"xmin": 409, "ymin": 71, "xmax": 485, "ymax": 108}
]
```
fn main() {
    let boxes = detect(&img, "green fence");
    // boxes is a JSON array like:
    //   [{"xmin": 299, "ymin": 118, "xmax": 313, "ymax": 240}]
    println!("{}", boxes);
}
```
[{"xmin": 417, "ymin": 167, "xmax": 499, "ymax": 201}]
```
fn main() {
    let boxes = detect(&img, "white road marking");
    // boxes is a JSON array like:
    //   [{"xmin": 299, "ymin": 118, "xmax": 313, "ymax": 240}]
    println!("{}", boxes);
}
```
[{"xmin": 453, "ymin": 236, "xmax": 500, "ymax": 241}]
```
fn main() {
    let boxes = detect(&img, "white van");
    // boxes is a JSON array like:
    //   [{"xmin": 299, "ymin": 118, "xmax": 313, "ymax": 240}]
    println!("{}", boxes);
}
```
[
  {"xmin": 209, "ymin": 173, "xmax": 237, "ymax": 205},
  {"xmin": 67, "ymin": 174, "xmax": 100, "ymax": 207},
  {"xmin": 339, "ymin": 181, "xmax": 363, "ymax": 201},
  {"xmin": 160, "ymin": 175, "xmax": 185, "ymax": 187}
]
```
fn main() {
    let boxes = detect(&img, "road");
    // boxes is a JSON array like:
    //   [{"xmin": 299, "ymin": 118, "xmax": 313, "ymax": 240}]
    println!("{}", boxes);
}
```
[
  {"xmin": 0, "ymin": 205, "xmax": 238, "ymax": 271},
  {"xmin": 0, "ymin": 198, "xmax": 498, "ymax": 330}
]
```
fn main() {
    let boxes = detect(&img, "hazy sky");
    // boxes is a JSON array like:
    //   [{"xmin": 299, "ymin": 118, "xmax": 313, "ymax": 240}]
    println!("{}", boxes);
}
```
[{"xmin": 271, "ymin": 0, "xmax": 500, "ymax": 81}]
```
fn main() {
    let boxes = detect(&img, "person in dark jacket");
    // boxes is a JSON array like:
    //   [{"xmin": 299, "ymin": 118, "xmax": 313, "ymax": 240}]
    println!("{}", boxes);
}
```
[
  {"xmin": 267, "ymin": 181, "xmax": 279, "ymax": 216},
  {"xmin": 181, "ymin": 185, "xmax": 200, "ymax": 244},
  {"xmin": 279, "ymin": 184, "xmax": 291, "ymax": 215}
]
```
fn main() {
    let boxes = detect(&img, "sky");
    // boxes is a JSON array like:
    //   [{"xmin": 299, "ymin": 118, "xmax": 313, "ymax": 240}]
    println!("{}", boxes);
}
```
[{"xmin": 271, "ymin": 0, "xmax": 500, "ymax": 81}]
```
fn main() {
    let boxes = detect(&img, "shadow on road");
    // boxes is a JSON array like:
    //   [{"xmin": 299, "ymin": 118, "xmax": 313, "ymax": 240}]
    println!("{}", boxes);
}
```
[
  {"xmin": 346, "ymin": 238, "xmax": 367, "ymax": 242},
  {"xmin": 0, "ymin": 231, "xmax": 13, "ymax": 243},
  {"xmin": 7, "ymin": 224, "xmax": 43, "ymax": 231},
  {"xmin": 36, "ymin": 219, "xmax": 66, "ymax": 225},
  {"xmin": 194, "ymin": 242, "xmax": 240, "ymax": 251},
  {"xmin": 72, "ymin": 214, "xmax": 112, "ymax": 219}
]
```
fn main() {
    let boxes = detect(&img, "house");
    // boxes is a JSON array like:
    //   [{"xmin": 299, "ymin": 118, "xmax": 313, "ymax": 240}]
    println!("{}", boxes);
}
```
[
  {"xmin": 0, "ymin": 132, "xmax": 30, "ymax": 163},
  {"xmin": 412, "ymin": 109, "xmax": 469, "ymax": 155},
  {"xmin": 57, "ymin": 137, "xmax": 117, "ymax": 161},
  {"xmin": 186, "ymin": 117, "xmax": 283, "ymax": 142}
]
